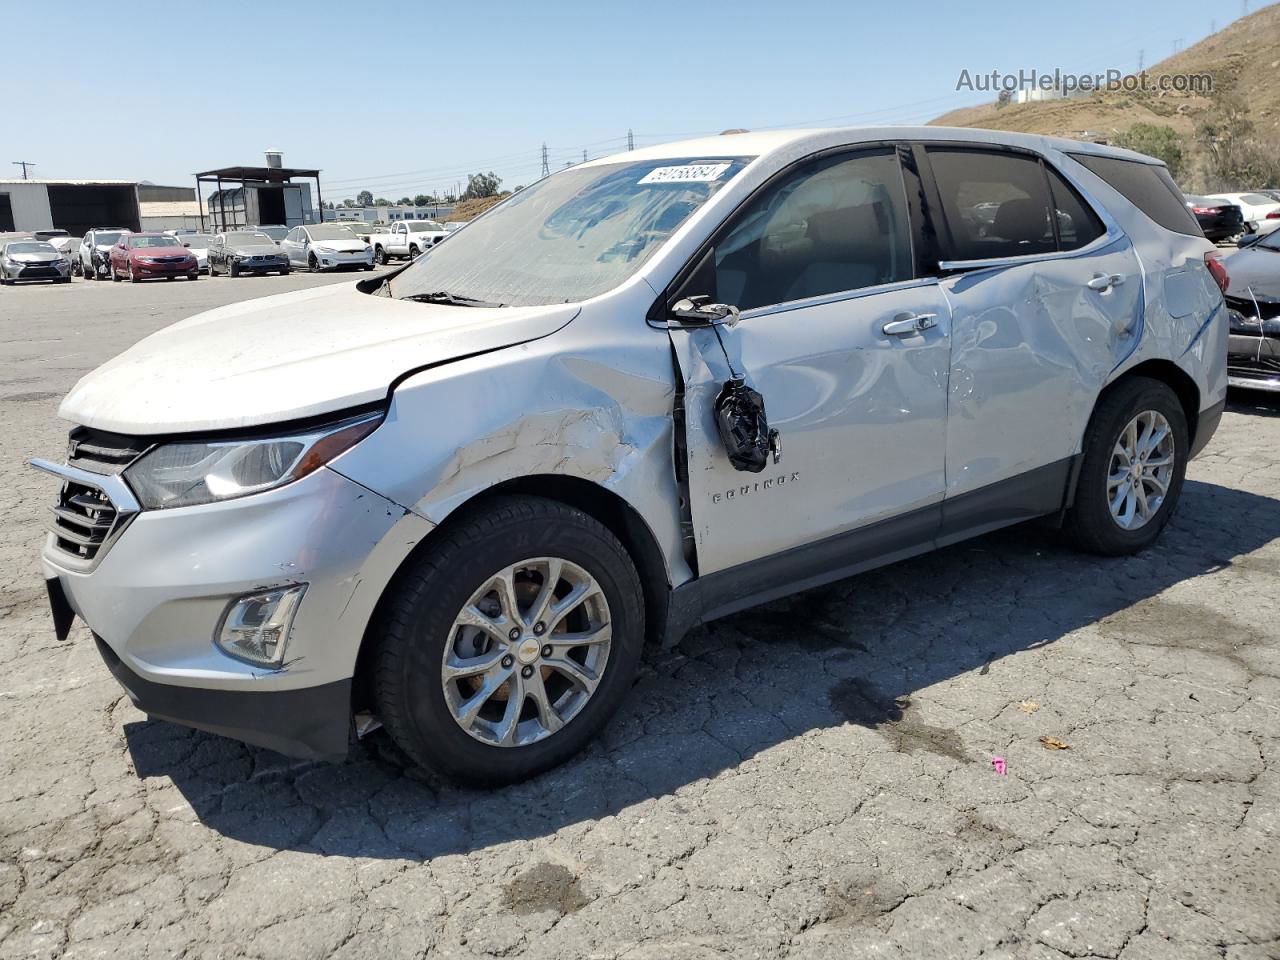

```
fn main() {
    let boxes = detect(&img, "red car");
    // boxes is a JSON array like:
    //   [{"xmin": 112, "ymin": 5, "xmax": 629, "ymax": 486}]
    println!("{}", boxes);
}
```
[{"xmin": 109, "ymin": 233, "xmax": 199, "ymax": 282}]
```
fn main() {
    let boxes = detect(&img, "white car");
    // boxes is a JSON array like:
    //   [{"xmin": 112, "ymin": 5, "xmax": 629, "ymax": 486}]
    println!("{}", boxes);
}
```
[
  {"xmin": 176, "ymin": 234, "xmax": 212, "ymax": 270},
  {"xmin": 78, "ymin": 228, "xmax": 130, "ymax": 280},
  {"xmin": 1204, "ymin": 192, "xmax": 1280, "ymax": 234},
  {"xmin": 280, "ymin": 224, "xmax": 374, "ymax": 272},
  {"xmin": 368, "ymin": 220, "xmax": 449, "ymax": 264}
]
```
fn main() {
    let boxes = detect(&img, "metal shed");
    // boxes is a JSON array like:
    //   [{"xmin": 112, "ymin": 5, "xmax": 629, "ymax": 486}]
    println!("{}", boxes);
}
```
[{"xmin": 194, "ymin": 158, "xmax": 322, "ymax": 232}]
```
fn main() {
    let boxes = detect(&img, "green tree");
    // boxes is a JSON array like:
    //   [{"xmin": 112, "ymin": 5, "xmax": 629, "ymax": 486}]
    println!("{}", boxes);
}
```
[
  {"xmin": 375, "ymin": 198, "xmax": 392, "ymax": 206},
  {"xmin": 1114, "ymin": 123, "xmax": 1186, "ymax": 180},
  {"xmin": 397, "ymin": 196, "xmax": 412, "ymax": 206},
  {"xmin": 462, "ymin": 171, "xmax": 502, "ymax": 200},
  {"xmin": 356, "ymin": 190, "xmax": 374, "ymax": 207},
  {"xmin": 413, "ymin": 193, "xmax": 433, "ymax": 206},
  {"xmin": 341, "ymin": 199, "xmax": 357, "ymax": 208}
]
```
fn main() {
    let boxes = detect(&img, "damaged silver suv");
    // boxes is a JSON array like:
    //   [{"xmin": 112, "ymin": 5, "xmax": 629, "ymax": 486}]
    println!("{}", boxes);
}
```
[{"xmin": 34, "ymin": 128, "xmax": 1228, "ymax": 784}]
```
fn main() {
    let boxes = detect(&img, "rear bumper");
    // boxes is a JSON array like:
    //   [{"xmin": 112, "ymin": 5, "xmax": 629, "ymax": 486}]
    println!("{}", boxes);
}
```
[
  {"xmin": 1191, "ymin": 398, "xmax": 1226, "ymax": 457},
  {"xmin": 95, "ymin": 634, "xmax": 353, "ymax": 760}
]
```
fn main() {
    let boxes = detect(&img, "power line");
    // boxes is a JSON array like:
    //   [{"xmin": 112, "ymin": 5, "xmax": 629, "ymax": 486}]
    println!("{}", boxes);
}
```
[{"xmin": 11, "ymin": 160, "xmax": 35, "ymax": 179}]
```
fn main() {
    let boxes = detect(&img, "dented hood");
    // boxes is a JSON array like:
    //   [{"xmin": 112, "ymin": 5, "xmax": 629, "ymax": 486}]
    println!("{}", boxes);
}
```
[{"xmin": 59, "ymin": 282, "xmax": 578, "ymax": 435}]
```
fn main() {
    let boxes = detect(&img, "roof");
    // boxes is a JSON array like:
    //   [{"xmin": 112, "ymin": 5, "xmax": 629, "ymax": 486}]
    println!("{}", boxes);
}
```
[
  {"xmin": 0, "ymin": 178, "xmax": 136, "ymax": 186},
  {"xmin": 194, "ymin": 166, "xmax": 320, "ymax": 181},
  {"xmin": 139, "ymin": 201, "xmax": 203, "ymax": 217},
  {"xmin": 583, "ymin": 125, "xmax": 1158, "ymax": 168}
]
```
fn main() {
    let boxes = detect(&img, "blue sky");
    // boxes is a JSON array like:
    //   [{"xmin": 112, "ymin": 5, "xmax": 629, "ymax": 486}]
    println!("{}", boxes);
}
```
[{"xmin": 2, "ymin": 0, "xmax": 1259, "ymax": 201}]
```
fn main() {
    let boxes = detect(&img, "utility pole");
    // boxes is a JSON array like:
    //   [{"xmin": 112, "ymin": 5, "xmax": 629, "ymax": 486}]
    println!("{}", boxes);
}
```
[
  {"xmin": 1210, "ymin": 19, "xmax": 1216, "ymax": 33},
  {"xmin": 540, "ymin": 143, "xmax": 550, "ymax": 178},
  {"xmin": 1137, "ymin": 49, "xmax": 1144, "ymax": 72},
  {"xmin": 582, "ymin": 149, "xmax": 587, "ymax": 163},
  {"xmin": 627, "ymin": 128, "xmax": 634, "ymax": 151},
  {"xmin": 1173, "ymin": 37, "xmax": 1182, "ymax": 54},
  {"xmin": 11, "ymin": 160, "xmax": 35, "ymax": 179}
]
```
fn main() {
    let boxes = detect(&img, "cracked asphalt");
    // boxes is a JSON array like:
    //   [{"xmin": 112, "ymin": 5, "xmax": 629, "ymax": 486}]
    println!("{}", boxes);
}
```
[{"xmin": 1, "ymin": 274, "xmax": 1278, "ymax": 960}]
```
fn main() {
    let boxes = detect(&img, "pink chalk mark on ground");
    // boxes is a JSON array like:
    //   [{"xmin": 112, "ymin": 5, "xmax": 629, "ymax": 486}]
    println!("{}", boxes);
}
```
[{"xmin": 991, "ymin": 757, "xmax": 1007, "ymax": 775}]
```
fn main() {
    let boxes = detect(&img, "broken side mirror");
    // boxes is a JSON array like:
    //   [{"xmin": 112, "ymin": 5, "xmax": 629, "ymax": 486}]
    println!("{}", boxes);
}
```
[
  {"xmin": 671, "ymin": 295, "xmax": 743, "ymax": 328},
  {"xmin": 714, "ymin": 377, "xmax": 781, "ymax": 473}
]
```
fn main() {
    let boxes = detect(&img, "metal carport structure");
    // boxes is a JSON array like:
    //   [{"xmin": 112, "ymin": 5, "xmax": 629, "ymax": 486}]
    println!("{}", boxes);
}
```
[{"xmin": 193, "ymin": 164, "xmax": 324, "ymax": 232}]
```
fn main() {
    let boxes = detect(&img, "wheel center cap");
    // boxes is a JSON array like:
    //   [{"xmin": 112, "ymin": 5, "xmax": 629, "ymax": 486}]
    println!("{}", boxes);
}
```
[{"xmin": 516, "ymin": 638, "xmax": 541, "ymax": 665}]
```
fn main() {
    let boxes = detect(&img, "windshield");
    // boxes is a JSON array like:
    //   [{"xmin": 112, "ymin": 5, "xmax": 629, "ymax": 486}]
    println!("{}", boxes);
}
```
[
  {"xmin": 390, "ymin": 156, "xmax": 752, "ymax": 306},
  {"xmin": 129, "ymin": 236, "xmax": 181, "ymax": 248},
  {"xmin": 183, "ymin": 235, "xmax": 213, "ymax": 246},
  {"xmin": 1255, "ymin": 230, "xmax": 1280, "ymax": 252},
  {"xmin": 5, "ymin": 242, "xmax": 56, "ymax": 255},
  {"xmin": 307, "ymin": 225, "xmax": 358, "ymax": 241},
  {"xmin": 254, "ymin": 226, "xmax": 289, "ymax": 241},
  {"xmin": 226, "ymin": 232, "xmax": 274, "ymax": 245},
  {"xmin": 406, "ymin": 220, "xmax": 444, "ymax": 232},
  {"xmin": 94, "ymin": 232, "xmax": 123, "ymax": 246}
]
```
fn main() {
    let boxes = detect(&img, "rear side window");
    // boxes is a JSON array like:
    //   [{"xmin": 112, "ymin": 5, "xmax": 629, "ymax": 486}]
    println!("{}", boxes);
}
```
[
  {"xmin": 1046, "ymin": 166, "xmax": 1106, "ymax": 250},
  {"xmin": 927, "ymin": 149, "xmax": 1056, "ymax": 260},
  {"xmin": 1068, "ymin": 153, "xmax": 1201, "ymax": 236},
  {"xmin": 711, "ymin": 148, "xmax": 914, "ymax": 311}
]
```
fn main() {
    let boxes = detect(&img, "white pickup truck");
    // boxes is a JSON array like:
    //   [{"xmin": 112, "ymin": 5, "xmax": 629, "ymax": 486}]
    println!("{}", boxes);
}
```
[{"xmin": 368, "ymin": 220, "xmax": 450, "ymax": 264}]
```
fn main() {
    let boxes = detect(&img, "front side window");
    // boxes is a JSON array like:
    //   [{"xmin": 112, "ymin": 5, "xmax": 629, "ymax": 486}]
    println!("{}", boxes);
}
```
[
  {"xmin": 389, "ymin": 156, "xmax": 751, "ymax": 307},
  {"xmin": 707, "ymin": 149, "xmax": 913, "ymax": 312},
  {"xmin": 1046, "ymin": 166, "xmax": 1106, "ymax": 250},
  {"xmin": 928, "ymin": 148, "xmax": 1056, "ymax": 260}
]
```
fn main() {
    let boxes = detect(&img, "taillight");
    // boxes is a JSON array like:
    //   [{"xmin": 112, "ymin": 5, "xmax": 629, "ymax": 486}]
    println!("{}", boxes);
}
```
[
  {"xmin": 1205, "ymin": 250, "xmax": 1229, "ymax": 294},
  {"xmin": 1267, "ymin": 211, "xmax": 1280, "ymax": 220},
  {"xmin": 1192, "ymin": 206, "xmax": 1215, "ymax": 214}
]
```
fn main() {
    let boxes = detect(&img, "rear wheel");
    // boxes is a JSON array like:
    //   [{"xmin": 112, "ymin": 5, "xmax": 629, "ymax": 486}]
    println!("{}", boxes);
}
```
[
  {"xmin": 372, "ymin": 496, "xmax": 644, "ymax": 785},
  {"xmin": 409, "ymin": 244, "xmax": 420, "ymax": 259},
  {"xmin": 1063, "ymin": 377, "xmax": 1188, "ymax": 555},
  {"xmin": 229, "ymin": 262, "xmax": 239, "ymax": 278}
]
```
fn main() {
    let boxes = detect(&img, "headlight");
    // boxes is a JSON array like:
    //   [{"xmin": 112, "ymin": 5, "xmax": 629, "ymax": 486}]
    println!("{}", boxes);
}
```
[
  {"xmin": 124, "ymin": 412, "xmax": 382, "ymax": 509},
  {"xmin": 53, "ymin": 258, "xmax": 67, "ymax": 266}
]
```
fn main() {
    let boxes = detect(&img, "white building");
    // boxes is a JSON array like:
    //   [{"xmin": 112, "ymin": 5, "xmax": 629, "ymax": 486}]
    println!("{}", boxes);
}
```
[{"xmin": 0, "ymin": 180, "xmax": 140, "ymax": 234}]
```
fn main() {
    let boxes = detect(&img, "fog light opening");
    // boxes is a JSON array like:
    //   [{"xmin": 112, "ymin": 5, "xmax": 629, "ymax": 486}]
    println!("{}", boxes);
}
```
[{"xmin": 216, "ymin": 584, "xmax": 307, "ymax": 667}]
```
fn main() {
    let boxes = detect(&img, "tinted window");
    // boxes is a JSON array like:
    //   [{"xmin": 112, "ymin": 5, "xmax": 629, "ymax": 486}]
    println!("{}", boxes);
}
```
[
  {"xmin": 1241, "ymin": 193, "xmax": 1273, "ymax": 205},
  {"xmin": 1046, "ymin": 166, "xmax": 1106, "ymax": 250},
  {"xmin": 1068, "ymin": 154, "xmax": 1201, "ymax": 236},
  {"xmin": 928, "ymin": 148, "xmax": 1055, "ymax": 260},
  {"xmin": 711, "ymin": 149, "xmax": 913, "ymax": 311}
]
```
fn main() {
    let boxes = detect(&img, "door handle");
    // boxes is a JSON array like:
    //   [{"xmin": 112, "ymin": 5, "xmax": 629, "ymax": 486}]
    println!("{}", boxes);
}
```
[
  {"xmin": 1087, "ymin": 273, "xmax": 1126, "ymax": 291},
  {"xmin": 882, "ymin": 312, "xmax": 938, "ymax": 336}
]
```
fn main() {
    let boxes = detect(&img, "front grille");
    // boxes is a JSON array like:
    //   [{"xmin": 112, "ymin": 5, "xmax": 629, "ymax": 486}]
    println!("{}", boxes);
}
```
[
  {"xmin": 153, "ymin": 256, "xmax": 186, "ymax": 263},
  {"xmin": 48, "ymin": 429, "xmax": 148, "ymax": 563},
  {"xmin": 19, "ymin": 266, "xmax": 59, "ymax": 277},
  {"xmin": 51, "ymin": 483, "xmax": 118, "ymax": 561}
]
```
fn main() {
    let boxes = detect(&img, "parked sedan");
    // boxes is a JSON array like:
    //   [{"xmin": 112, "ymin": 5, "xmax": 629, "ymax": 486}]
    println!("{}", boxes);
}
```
[
  {"xmin": 1204, "ymin": 192, "xmax": 1280, "ymax": 235},
  {"xmin": 280, "ymin": 224, "xmax": 374, "ymax": 272},
  {"xmin": 1222, "ymin": 228, "xmax": 1280, "ymax": 392},
  {"xmin": 109, "ymin": 233, "xmax": 199, "ymax": 282},
  {"xmin": 178, "ymin": 234, "xmax": 213, "ymax": 270},
  {"xmin": 0, "ymin": 240, "xmax": 72, "ymax": 284},
  {"xmin": 207, "ymin": 231, "xmax": 290, "ymax": 277},
  {"xmin": 1185, "ymin": 195, "xmax": 1245, "ymax": 243}
]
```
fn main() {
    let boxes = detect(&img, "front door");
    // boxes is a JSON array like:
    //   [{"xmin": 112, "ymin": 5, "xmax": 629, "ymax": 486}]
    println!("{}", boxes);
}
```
[
  {"xmin": 669, "ymin": 146, "xmax": 953, "ymax": 576},
  {"xmin": 919, "ymin": 145, "xmax": 1144, "ymax": 507}
]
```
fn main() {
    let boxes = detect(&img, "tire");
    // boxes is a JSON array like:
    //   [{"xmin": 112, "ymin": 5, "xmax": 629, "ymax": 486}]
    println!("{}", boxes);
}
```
[
  {"xmin": 111, "ymin": 264, "xmax": 121, "ymax": 282},
  {"xmin": 58, "ymin": 277, "xmax": 71, "ymax": 284},
  {"xmin": 363, "ymin": 264, "xmax": 374, "ymax": 271},
  {"xmin": 208, "ymin": 261, "xmax": 216, "ymax": 277},
  {"xmin": 374, "ymin": 246, "xmax": 388, "ymax": 266},
  {"xmin": 84, "ymin": 261, "xmax": 95, "ymax": 280},
  {"xmin": 372, "ymin": 496, "xmax": 645, "ymax": 785},
  {"xmin": 309, "ymin": 255, "xmax": 320, "ymax": 273},
  {"xmin": 1062, "ymin": 377, "xmax": 1188, "ymax": 556},
  {"xmin": 229, "ymin": 262, "xmax": 239, "ymax": 278},
  {"xmin": 129, "ymin": 266, "xmax": 139, "ymax": 282},
  {"xmin": 409, "ymin": 244, "xmax": 420, "ymax": 259},
  {"xmin": 188, "ymin": 272, "xmax": 199, "ymax": 281},
  {"xmin": 280, "ymin": 268, "xmax": 290, "ymax": 275}
]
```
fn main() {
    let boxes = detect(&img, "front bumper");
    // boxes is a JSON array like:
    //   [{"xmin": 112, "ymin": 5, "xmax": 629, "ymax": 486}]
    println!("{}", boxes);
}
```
[
  {"xmin": 232, "ymin": 257, "xmax": 289, "ymax": 273},
  {"xmin": 7, "ymin": 260, "xmax": 70, "ymax": 280},
  {"xmin": 315, "ymin": 250, "xmax": 373, "ymax": 270},
  {"xmin": 39, "ymin": 464, "xmax": 433, "ymax": 758},
  {"xmin": 135, "ymin": 260, "xmax": 198, "ymax": 277},
  {"xmin": 1226, "ymin": 309, "xmax": 1280, "ymax": 392}
]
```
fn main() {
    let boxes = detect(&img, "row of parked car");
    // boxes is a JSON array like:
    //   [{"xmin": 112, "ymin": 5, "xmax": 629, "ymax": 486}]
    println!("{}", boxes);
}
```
[
  {"xmin": 1183, "ymin": 190, "xmax": 1280, "ymax": 243},
  {"xmin": 0, "ymin": 218, "xmax": 461, "ymax": 285}
]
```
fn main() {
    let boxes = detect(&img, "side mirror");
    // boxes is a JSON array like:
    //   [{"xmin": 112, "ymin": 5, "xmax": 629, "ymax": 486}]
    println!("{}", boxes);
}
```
[
  {"xmin": 671, "ymin": 295, "xmax": 742, "ymax": 328},
  {"xmin": 1237, "ymin": 233, "xmax": 1262, "ymax": 248},
  {"xmin": 183, "ymin": 241, "xmax": 191, "ymax": 247}
]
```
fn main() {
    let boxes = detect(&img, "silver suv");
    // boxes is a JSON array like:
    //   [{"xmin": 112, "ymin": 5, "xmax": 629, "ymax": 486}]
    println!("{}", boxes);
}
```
[{"xmin": 34, "ymin": 128, "xmax": 1228, "ymax": 784}]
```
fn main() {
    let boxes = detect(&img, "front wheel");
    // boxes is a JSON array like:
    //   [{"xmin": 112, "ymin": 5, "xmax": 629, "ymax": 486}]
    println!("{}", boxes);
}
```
[
  {"xmin": 229, "ymin": 262, "xmax": 239, "ymax": 278},
  {"xmin": 111, "ymin": 264, "xmax": 121, "ymax": 282},
  {"xmin": 374, "ymin": 246, "xmax": 388, "ymax": 266},
  {"xmin": 1062, "ymin": 377, "xmax": 1188, "ymax": 555},
  {"xmin": 372, "ymin": 496, "xmax": 645, "ymax": 785},
  {"xmin": 309, "ymin": 255, "xmax": 320, "ymax": 273}
]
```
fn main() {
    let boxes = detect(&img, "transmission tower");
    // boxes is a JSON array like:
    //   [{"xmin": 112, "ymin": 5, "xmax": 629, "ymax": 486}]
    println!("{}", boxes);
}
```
[
  {"xmin": 627, "ymin": 129, "xmax": 634, "ymax": 151},
  {"xmin": 541, "ymin": 143, "xmax": 550, "ymax": 178},
  {"xmin": 582, "ymin": 149, "xmax": 587, "ymax": 163},
  {"xmin": 1137, "ymin": 49, "xmax": 1144, "ymax": 72}
]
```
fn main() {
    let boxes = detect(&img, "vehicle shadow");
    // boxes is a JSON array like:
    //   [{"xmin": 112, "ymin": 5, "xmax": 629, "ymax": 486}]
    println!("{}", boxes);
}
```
[
  {"xmin": 1227, "ymin": 389, "xmax": 1280, "ymax": 417},
  {"xmin": 123, "ymin": 477, "xmax": 1280, "ymax": 861}
]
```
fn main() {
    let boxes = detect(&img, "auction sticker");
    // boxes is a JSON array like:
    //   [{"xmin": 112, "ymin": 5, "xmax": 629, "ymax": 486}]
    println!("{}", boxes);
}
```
[{"xmin": 639, "ymin": 163, "xmax": 732, "ymax": 184}]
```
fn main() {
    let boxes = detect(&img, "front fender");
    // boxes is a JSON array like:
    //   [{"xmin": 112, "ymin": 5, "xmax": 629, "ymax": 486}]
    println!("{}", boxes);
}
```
[{"xmin": 328, "ymin": 314, "xmax": 691, "ymax": 587}]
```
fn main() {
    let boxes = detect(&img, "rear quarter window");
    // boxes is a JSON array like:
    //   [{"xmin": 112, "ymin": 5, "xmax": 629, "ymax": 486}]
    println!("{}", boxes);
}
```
[{"xmin": 1068, "ymin": 154, "xmax": 1202, "ymax": 236}]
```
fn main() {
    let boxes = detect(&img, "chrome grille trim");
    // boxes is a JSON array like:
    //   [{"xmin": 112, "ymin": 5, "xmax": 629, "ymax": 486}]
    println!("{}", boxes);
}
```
[{"xmin": 31, "ymin": 458, "xmax": 142, "ymax": 569}]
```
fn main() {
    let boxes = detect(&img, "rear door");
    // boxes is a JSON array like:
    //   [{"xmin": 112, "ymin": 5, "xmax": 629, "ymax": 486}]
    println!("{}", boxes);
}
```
[
  {"xmin": 918, "ymin": 144, "xmax": 1143, "ymax": 519},
  {"xmin": 669, "ymin": 145, "xmax": 953, "ymax": 575}
]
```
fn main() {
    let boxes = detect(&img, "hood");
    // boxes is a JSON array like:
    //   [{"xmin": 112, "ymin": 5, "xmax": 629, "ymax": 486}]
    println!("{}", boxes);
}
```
[
  {"xmin": 59, "ymin": 282, "xmax": 579, "ymax": 435},
  {"xmin": 311, "ymin": 239, "xmax": 367, "ymax": 253},
  {"xmin": 130, "ymin": 246, "xmax": 190, "ymax": 259},
  {"xmin": 1224, "ymin": 247, "xmax": 1280, "ymax": 301},
  {"xmin": 7, "ymin": 251, "xmax": 60, "ymax": 263},
  {"xmin": 228, "ymin": 242, "xmax": 283, "ymax": 256}
]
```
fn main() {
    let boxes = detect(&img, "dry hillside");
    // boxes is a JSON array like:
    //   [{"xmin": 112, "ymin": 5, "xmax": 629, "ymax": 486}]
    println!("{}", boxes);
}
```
[{"xmin": 931, "ymin": 2, "xmax": 1280, "ymax": 188}]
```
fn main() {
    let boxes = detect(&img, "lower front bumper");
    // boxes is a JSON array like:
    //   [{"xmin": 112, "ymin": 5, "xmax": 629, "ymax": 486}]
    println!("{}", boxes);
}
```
[{"xmin": 96, "ymin": 635, "xmax": 352, "ymax": 760}]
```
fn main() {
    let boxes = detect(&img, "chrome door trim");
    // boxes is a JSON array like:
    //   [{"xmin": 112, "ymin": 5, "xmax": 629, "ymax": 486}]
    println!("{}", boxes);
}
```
[
  {"xmin": 938, "ymin": 228, "xmax": 1126, "ymax": 275},
  {"xmin": 735, "ymin": 277, "xmax": 946, "ymax": 322}
]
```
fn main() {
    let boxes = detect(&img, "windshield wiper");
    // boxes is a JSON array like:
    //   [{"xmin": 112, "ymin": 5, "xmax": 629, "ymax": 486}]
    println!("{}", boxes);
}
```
[{"xmin": 402, "ymin": 290, "xmax": 505, "ymax": 308}]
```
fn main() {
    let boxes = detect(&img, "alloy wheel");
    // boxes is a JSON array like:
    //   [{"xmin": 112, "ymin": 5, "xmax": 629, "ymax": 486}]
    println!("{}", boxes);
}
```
[
  {"xmin": 1107, "ymin": 410, "xmax": 1175, "ymax": 530},
  {"xmin": 441, "ymin": 557, "xmax": 612, "ymax": 747}
]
